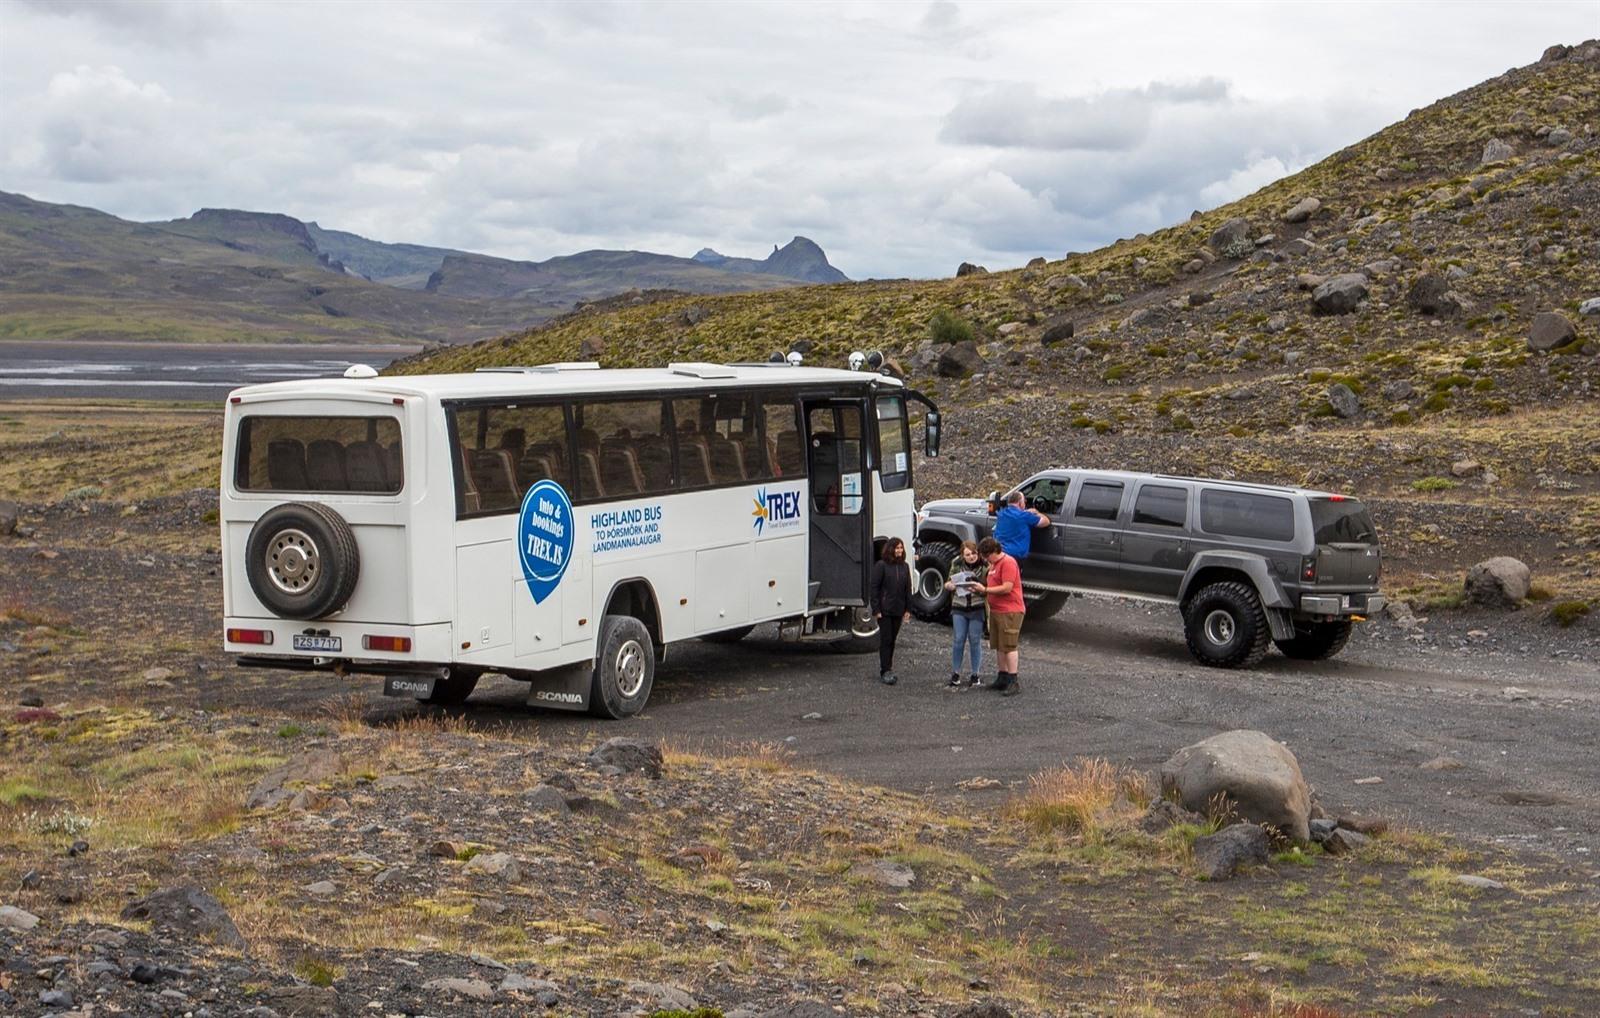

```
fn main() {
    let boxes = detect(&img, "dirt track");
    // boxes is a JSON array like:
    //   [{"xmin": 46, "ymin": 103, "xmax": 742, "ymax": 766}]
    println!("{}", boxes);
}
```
[{"xmin": 6, "ymin": 503, "xmax": 1599, "ymax": 862}]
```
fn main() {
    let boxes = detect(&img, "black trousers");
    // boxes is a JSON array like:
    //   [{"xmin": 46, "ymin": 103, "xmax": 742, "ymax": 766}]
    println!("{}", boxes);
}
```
[{"xmin": 878, "ymin": 613, "xmax": 903, "ymax": 674}]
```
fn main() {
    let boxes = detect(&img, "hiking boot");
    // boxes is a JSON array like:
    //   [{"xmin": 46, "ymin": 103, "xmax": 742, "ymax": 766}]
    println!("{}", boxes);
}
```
[{"xmin": 1001, "ymin": 678, "xmax": 1022, "ymax": 697}]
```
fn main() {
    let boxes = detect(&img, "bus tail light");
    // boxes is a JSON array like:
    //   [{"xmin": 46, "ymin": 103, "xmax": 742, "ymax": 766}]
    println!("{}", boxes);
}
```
[
  {"xmin": 227, "ymin": 628, "xmax": 273, "ymax": 645},
  {"xmin": 363, "ymin": 635, "xmax": 412, "ymax": 653}
]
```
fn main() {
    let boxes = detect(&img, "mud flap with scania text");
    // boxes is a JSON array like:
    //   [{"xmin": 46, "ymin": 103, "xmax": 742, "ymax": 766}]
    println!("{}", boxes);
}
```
[
  {"xmin": 523, "ymin": 663, "xmax": 592, "ymax": 713},
  {"xmin": 383, "ymin": 675, "xmax": 438, "ymax": 699}
]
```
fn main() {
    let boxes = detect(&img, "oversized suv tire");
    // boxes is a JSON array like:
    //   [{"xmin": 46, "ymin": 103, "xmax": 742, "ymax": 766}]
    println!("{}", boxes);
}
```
[
  {"xmin": 912, "ymin": 540, "xmax": 959, "ymax": 623},
  {"xmin": 589, "ymin": 615, "xmax": 655, "ymax": 719},
  {"xmin": 1183, "ymin": 581, "xmax": 1270, "ymax": 668},
  {"xmin": 245, "ymin": 502, "xmax": 360, "ymax": 620},
  {"xmin": 1274, "ymin": 619, "xmax": 1353, "ymax": 661}
]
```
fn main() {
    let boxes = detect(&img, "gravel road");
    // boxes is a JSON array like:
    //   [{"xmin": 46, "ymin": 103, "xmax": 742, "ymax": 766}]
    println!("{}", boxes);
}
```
[{"xmin": 449, "ymin": 597, "xmax": 1600, "ymax": 860}]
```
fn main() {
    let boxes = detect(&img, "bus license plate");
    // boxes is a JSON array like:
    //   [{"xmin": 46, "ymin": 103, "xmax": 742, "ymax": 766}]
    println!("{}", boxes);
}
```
[{"xmin": 293, "ymin": 635, "xmax": 342, "ymax": 652}]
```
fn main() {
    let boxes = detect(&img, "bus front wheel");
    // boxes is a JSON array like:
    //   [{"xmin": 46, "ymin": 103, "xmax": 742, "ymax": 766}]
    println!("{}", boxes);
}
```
[{"xmin": 590, "ymin": 615, "xmax": 655, "ymax": 719}]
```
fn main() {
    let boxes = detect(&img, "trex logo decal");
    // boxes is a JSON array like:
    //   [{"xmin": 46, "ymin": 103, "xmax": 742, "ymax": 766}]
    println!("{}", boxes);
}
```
[{"xmin": 751, "ymin": 486, "xmax": 803, "ymax": 535}]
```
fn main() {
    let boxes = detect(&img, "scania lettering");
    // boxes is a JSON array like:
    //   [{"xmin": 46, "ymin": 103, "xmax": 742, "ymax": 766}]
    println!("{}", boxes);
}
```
[{"xmin": 220, "ymin": 359, "xmax": 939, "ymax": 718}]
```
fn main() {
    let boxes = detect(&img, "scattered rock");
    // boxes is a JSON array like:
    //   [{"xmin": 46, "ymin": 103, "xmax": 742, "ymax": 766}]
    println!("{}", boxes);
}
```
[
  {"xmin": 501, "ymin": 972, "xmax": 559, "ymax": 995},
  {"xmin": 1311, "ymin": 273, "xmax": 1369, "ymax": 315},
  {"xmin": 680, "ymin": 305, "xmax": 709, "ymax": 327},
  {"xmin": 1419, "ymin": 756, "xmax": 1464, "ymax": 772},
  {"xmin": 1338, "ymin": 815, "xmax": 1389, "ymax": 836},
  {"xmin": 1045, "ymin": 273, "xmax": 1086, "ymax": 291},
  {"xmin": 1406, "ymin": 272, "xmax": 1458, "ymax": 315},
  {"xmin": 955, "ymin": 262, "xmax": 988, "ymax": 277},
  {"xmin": 120, "ymin": 885, "xmax": 245, "ymax": 948},
  {"xmin": 1025, "ymin": 256, "xmax": 1047, "ymax": 268},
  {"xmin": 1456, "ymin": 874, "xmax": 1506, "ymax": 891},
  {"xmin": 628, "ymin": 980, "xmax": 696, "ymax": 1009},
  {"xmin": 1039, "ymin": 316, "xmax": 1075, "ymax": 346},
  {"xmin": 956, "ymin": 776, "xmax": 1001, "ymax": 790},
  {"xmin": 524, "ymin": 784, "xmax": 572, "ymax": 814},
  {"xmin": 1450, "ymin": 460, "xmax": 1483, "ymax": 478},
  {"xmin": 1578, "ymin": 297, "xmax": 1600, "ymax": 317},
  {"xmin": 0, "ymin": 904, "xmax": 41, "ymax": 931},
  {"xmin": 668, "ymin": 843, "xmax": 725, "ymax": 870},
  {"xmin": 1160, "ymin": 730, "xmax": 1312, "ymax": 844},
  {"xmin": 245, "ymin": 748, "xmax": 342, "ymax": 810},
  {"xmin": 1382, "ymin": 380, "xmax": 1414, "ymax": 402},
  {"xmin": 1353, "ymin": 776, "xmax": 1383, "ymax": 785},
  {"xmin": 303, "ymin": 880, "xmax": 336, "ymax": 897},
  {"xmin": 1309, "ymin": 818, "xmax": 1337, "ymax": 844},
  {"xmin": 40, "ymin": 989, "xmax": 75, "ymax": 1009},
  {"xmin": 16, "ymin": 692, "xmax": 44, "ymax": 708},
  {"xmin": 1139, "ymin": 798, "xmax": 1206, "ymax": 834},
  {"xmin": 1547, "ymin": 127, "xmax": 1573, "ymax": 147},
  {"xmin": 1480, "ymin": 137, "xmax": 1514, "ymax": 165},
  {"xmin": 587, "ymin": 737, "xmax": 664, "ymax": 779},
  {"xmin": 423, "ymin": 976, "xmax": 496, "ymax": 1001},
  {"xmin": 1501, "ymin": 686, "xmax": 1533, "ymax": 701},
  {"xmin": 1208, "ymin": 217, "xmax": 1251, "ymax": 256},
  {"xmin": 0, "ymin": 499, "xmax": 17, "ymax": 536},
  {"xmin": 849, "ymin": 859, "xmax": 915, "ymax": 888},
  {"xmin": 1281, "ymin": 197, "xmax": 1321, "ymax": 223},
  {"xmin": 1322, "ymin": 828, "xmax": 1371, "ymax": 856},
  {"xmin": 1192, "ymin": 823, "xmax": 1270, "ymax": 880},
  {"xmin": 462, "ymin": 852, "xmax": 520, "ymax": 881},
  {"xmin": 951, "ymin": 1002, "xmax": 1014, "ymax": 1018},
  {"xmin": 937, "ymin": 340, "xmax": 985, "ymax": 378},
  {"xmin": 1264, "ymin": 312, "xmax": 1288, "ymax": 334},
  {"xmin": 1465, "ymin": 556, "xmax": 1532, "ymax": 607},
  {"xmin": 1527, "ymin": 312, "xmax": 1577, "ymax": 352},
  {"xmin": 1327, "ymin": 383, "xmax": 1361, "ymax": 419},
  {"xmin": 428, "ymin": 840, "xmax": 463, "ymax": 859}
]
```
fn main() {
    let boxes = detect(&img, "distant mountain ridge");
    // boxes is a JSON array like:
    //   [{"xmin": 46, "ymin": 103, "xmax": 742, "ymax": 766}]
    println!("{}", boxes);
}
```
[
  {"xmin": 0, "ymin": 191, "xmax": 848, "ymax": 344},
  {"xmin": 691, "ymin": 236, "xmax": 848, "ymax": 284}
]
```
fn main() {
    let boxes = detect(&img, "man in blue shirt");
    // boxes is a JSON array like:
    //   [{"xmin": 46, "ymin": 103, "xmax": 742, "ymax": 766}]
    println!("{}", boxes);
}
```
[{"xmin": 993, "ymin": 490, "xmax": 1049, "ymax": 559}]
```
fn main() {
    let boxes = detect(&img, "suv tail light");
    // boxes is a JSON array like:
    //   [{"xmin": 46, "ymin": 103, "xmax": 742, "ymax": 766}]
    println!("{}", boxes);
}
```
[{"xmin": 1301, "ymin": 557, "xmax": 1318, "ymax": 582}]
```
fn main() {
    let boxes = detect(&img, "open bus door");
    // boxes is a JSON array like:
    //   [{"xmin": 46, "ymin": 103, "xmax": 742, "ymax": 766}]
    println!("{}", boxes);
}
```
[{"xmin": 801, "ymin": 396, "xmax": 872, "ymax": 607}]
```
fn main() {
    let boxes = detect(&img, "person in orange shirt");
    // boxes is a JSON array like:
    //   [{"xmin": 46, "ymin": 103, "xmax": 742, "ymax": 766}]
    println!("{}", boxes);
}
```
[{"xmin": 977, "ymin": 536, "xmax": 1025, "ymax": 697}]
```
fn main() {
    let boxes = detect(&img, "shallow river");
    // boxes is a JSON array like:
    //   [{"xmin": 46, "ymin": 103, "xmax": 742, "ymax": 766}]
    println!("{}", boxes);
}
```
[{"xmin": 0, "ymin": 341, "xmax": 419, "ymax": 402}]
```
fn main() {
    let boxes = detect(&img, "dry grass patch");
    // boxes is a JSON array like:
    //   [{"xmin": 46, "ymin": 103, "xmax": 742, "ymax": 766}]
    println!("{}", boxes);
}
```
[{"xmin": 1005, "ymin": 757, "xmax": 1152, "ymax": 835}]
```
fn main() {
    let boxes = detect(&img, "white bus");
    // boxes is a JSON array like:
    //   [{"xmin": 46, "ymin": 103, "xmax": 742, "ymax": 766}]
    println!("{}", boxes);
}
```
[{"xmin": 219, "ymin": 360, "xmax": 941, "ymax": 717}]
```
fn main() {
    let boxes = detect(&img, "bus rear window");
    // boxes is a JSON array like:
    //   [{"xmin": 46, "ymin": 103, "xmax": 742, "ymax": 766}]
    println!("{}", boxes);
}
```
[
  {"xmin": 1310, "ymin": 499, "xmax": 1377, "ymax": 545},
  {"xmin": 236, "ymin": 416, "xmax": 403, "ymax": 494}
]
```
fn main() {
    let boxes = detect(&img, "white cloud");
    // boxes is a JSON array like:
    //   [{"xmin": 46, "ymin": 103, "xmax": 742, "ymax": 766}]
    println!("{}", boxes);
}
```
[{"xmin": 0, "ymin": 0, "xmax": 1596, "ymax": 279}]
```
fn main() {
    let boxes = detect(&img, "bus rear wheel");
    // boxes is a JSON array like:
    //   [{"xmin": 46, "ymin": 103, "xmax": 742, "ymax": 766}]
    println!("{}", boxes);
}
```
[{"xmin": 590, "ymin": 615, "xmax": 655, "ymax": 719}]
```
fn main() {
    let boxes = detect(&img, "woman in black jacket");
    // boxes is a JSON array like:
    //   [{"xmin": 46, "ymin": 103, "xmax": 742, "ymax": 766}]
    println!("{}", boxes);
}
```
[{"xmin": 870, "ymin": 537, "xmax": 913, "ymax": 685}]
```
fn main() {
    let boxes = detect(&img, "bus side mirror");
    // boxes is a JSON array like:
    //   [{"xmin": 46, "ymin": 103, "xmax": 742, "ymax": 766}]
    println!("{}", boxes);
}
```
[{"xmin": 924, "ymin": 410, "xmax": 942, "ymax": 458}]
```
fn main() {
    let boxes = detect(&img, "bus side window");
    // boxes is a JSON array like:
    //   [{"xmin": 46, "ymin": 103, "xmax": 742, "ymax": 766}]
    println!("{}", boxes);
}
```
[
  {"xmin": 577, "ymin": 399, "xmax": 672, "ymax": 502},
  {"xmin": 673, "ymin": 398, "xmax": 713, "ymax": 489},
  {"xmin": 762, "ymin": 396, "xmax": 803, "ymax": 479}
]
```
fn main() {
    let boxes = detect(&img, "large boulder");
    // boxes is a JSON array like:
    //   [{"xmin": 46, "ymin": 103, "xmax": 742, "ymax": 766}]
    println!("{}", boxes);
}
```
[
  {"xmin": 1208, "ymin": 217, "xmax": 1251, "ymax": 257},
  {"xmin": 120, "ymin": 886, "xmax": 245, "ymax": 948},
  {"xmin": 1464, "ymin": 556, "xmax": 1531, "ymax": 607},
  {"xmin": 955, "ymin": 262, "xmax": 988, "ymax": 277},
  {"xmin": 1160, "ymin": 730, "xmax": 1311, "ymax": 844},
  {"xmin": 937, "ymin": 341, "xmax": 985, "ymax": 378},
  {"xmin": 1192, "ymin": 823, "xmax": 1270, "ymax": 880},
  {"xmin": 1312, "ymin": 273, "xmax": 1369, "ymax": 315},
  {"xmin": 1527, "ymin": 312, "xmax": 1577, "ymax": 352}
]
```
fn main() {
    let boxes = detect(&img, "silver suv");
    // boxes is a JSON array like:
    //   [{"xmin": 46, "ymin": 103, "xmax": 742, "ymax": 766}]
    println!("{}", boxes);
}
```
[{"xmin": 912, "ymin": 470, "xmax": 1384, "ymax": 668}]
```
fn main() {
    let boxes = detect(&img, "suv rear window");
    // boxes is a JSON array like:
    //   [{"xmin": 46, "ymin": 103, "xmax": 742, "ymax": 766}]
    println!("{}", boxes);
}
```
[
  {"xmin": 236, "ymin": 415, "xmax": 403, "ymax": 493},
  {"xmin": 1310, "ymin": 499, "xmax": 1377, "ymax": 545},
  {"xmin": 1199, "ymin": 489, "xmax": 1294, "ymax": 542}
]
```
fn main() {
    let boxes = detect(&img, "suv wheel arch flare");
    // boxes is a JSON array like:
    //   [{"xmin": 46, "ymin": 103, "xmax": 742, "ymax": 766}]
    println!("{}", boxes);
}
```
[{"xmin": 244, "ymin": 502, "xmax": 361, "ymax": 620}]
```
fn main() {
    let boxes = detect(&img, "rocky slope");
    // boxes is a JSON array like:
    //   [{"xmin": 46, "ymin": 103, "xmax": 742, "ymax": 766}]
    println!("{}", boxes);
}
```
[{"xmin": 400, "ymin": 42, "xmax": 1600, "ymax": 597}]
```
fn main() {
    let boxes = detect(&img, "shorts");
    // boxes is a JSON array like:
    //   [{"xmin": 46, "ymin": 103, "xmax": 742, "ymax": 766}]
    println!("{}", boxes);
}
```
[{"xmin": 989, "ymin": 611, "xmax": 1024, "ymax": 652}]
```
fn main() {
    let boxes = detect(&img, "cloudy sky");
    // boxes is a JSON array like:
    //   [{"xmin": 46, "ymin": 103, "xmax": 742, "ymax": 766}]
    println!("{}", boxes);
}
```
[{"xmin": 1, "ymin": 1, "xmax": 1594, "ymax": 279}]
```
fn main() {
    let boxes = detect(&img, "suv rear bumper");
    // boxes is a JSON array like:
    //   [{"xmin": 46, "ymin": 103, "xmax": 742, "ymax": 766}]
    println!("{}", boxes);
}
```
[{"xmin": 1300, "ymin": 593, "xmax": 1385, "ymax": 616}]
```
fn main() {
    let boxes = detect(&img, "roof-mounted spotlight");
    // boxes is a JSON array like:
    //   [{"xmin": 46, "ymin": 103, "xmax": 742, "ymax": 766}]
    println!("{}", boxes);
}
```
[
  {"xmin": 343, "ymin": 364, "xmax": 378, "ymax": 379},
  {"xmin": 865, "ymin": 350, "xmax": 884, "ymax": 371},
  {"xmin": 767, "ymin": 351, "xmax": 786, "ymax": 363},
  {"xmin": 848, "ymin": 351, "xmax": 866, "ymax": 371},
  {"xmin": 786, "ymin": 350, "xmax": 804, "ymax": 367}
]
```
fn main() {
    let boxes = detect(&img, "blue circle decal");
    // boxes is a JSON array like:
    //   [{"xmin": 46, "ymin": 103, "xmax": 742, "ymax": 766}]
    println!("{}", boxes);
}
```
[{"xmin": 517, "ymin": 479, "xmax": 574, "ymax": 604}]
